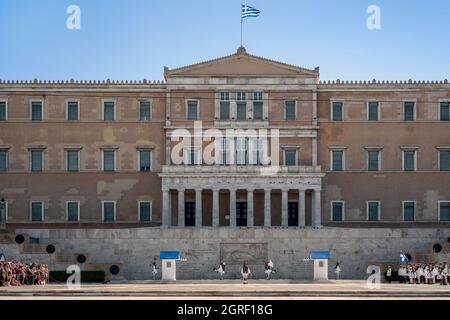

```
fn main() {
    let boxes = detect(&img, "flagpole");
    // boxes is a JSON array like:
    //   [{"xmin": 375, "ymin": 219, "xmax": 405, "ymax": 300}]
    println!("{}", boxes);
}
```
[{"xmin": 240, "ymin": 4, "xmax": 243, "ymax": 47}]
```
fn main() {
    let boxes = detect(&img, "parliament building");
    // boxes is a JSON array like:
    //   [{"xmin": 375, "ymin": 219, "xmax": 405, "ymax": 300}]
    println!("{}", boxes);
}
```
[{"xmin": 0, "ymin": 48, "xmax": 449, "ymax": 279}]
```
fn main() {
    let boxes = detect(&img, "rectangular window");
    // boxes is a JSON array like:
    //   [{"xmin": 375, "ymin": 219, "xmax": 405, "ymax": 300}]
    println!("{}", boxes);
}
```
[
  {"xmin": 67, "ymin": 202, "xmax": 79, "ymax": 222},
  {"xmin": 367, "ymin": 201, "xmax": 380, "ymax": 221},
  {"xmin": 139, "ymin": 150, "xmax": 152, "ymax": 172},
  {"xmin": 404, "ymin": 101, "xmax": 415, "ymax": 121},
  {"xmin": 67, "ymin": 101, "xmax": 79, "ymax": 121},
  {"xmin": 31, "ymin": 202, "xmax": 43, "ymax": 222},
  {"xmin": 249, "ymin": 138, "xmax": 266, "ymax": 165},
  {"xmin": 102, "ymin": 202, "xmax": 116, "ymax": 222},
  {"xmin": 236, "ymin": 92, "xmax": 247, "ymax": 121},
  {"xmin": 440, "ymin": 150, "xmax": 450, "ymax": 171},
  {"xmin": 187, "ymin": 100, "xmax": 198, "ymax": 120},
  {"xmin": 219, "ymin": 92, "xmax": 230, "ymax": 120},
  {"xmin": 0, "ymin": 101, "xmax": 6, "ymax": 121},
  {"xmin": 439, "ymin": 202, "xmax": 450, "ymax": 221},
  {"xmin": 139, "ymin": 100, "xmax": 152, "ymax": 121},
  {"xmin": 236, "ymin": 138, "xmax": 247, "ymax": 165},
  {"xmin": 367, "ymin": 150, "xmax": 380, "ymax": 171},
  {"xmin": 139, "ymin": 202, "xmax": 152, "ymax": 222},
  {"xmin": 31, "ymin": 101, "xmax": 43, "ymax": 121},
  {"xmin": 331, "ymin": 150, "xmax": 344, "ymax": 171},
  {"xmin": 31, "ymin": 150, "xmax": 43, "ymax": 172},
  {"xmin": 403, "ymin": 150, "xmax": 416, "ymax": 171},
  {"xmin": 440, "ymin": 102, "xmax": 450, "ymax": 121},
  {"xmin": 285, "ymin": 101, "xmax": 296, "ymax": 120},
  {"xmin": 253, "ymin": 92, "xmax": 263, "ymax": 120},
  {"xmin": 103, "ymin": 150, "xmax": 116, "ymax": 172},
  {"xmin": 368, "ymin": 101, "xmax": 379, "ymax": 121},
  {"xmin": 331, "ymin": 101, "xmax": 343, "ymax": 121},
  {"xmin": 331, "ymin": 202, "xmax": 344, "ymax": 221},
  {"xmin": 103, "ymin": 101, "xmax": 115, "ymax": 121},
  {"xmin": 284, "ymin": 150, "xmax": 297, "ymax": 166},
  {"xmin": 185, "ymin": 147, "xmax": 200, "ymax": 165},
  {"xmin": 0, "ymin": 150, "xmax": 7, "ymax": 172},
  {"xmin": 403, "ymin": 201, "xmax": 415, "ymax": 222},
  {"xmin": 216, "ymin": 138, "xmax": 231, "ymax": 165},
  {"xmin": 66, "ymin": 150, "xmax": 79, "ymax": 172}
]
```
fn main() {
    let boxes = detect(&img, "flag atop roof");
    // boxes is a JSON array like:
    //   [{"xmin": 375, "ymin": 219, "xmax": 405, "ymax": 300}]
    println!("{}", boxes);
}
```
[{"xmin": 242, "ymin": 4, "xmax": 261, "ymax": 18}]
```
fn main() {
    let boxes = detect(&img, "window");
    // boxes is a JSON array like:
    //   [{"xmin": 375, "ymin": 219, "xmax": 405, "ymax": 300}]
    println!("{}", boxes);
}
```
[
  {"xmin": 102, "ymin": 201, "xmax": 116, "ymax": 222},
  {"xmin": 440, "ymin": 102, "xmax": 450, "ymax": 121},
  {"xmin": 0, "ymin": 150, "xmax": 8, "ymax": 172},
  {"xmin": 31, "ymin": 100, "xmax": 43, "ymax": 121},
  {"xmin": 31, "ymin": 150, "xmax": 43, "ymax": 172},
  {"xmin": 285, "ymin": 101, "xmax": 296, "ymax": 120},
  {"xmin": 331, "ymin": 101, "xmax": 343, "ymax": 121},
  {"xmin": 139, "ymin": 201, "xmax": 152, "ymax": 222},
  {"xmin": 185, "ymin": 147, "xmax": 200, "ymax": 165},
  {"xmin": 403, "ymin": 150, "xmax": 416, "ymax": 171},
  {"xmin": 31, "ymin": 202, "xmax": 43, "ymax": 222},
  {"xmin": 103, "ymin": 101, "xmax": 115, "ymax": 121},
  {"xmin": 236, "ymin": 138, "xmax": 247, "ymax": 165},
  {"xmin": 0, "ymin": 100, "xmax": 6, "ymax": 121},
  {"xmin": 187, "ymin": 100, "xmax": 198, "ymax": 120},
  {"xmin": 249, "ymin": 138, "xmax": 266, "ymax": 165},
  {"xmin": 439, "ymin": 150, "xmax": 450, "ymax": 171},
  {"xmin": 216, "ymin": 138, "xmax": 231, "ymax": 165},
  {"xmin": 439, "ymin": 201, "xmax": 450, "ymax": 221},
  {"xmin": 331, "ymin": 150, "xmax": 344, "ymax": 171},
  {"xmin": 367, "ymin": 150, "xmax": 380, "ymax": 171},
  {"xmin": 139, "ymin": 150, "xmax": 152, "ymax": 172},
  {"xmin": 403, "ymin": 201, "xmax": 415, "ymax": 222},
  {"xmin": 331, "ymin": 201, "xmax": 344, "ymax": 221},
  {"xmin": 67, "ymin": 202, "xmax": 80, "ymax": 222},
  {"xmin": 253, "ymin": 92, "xmax": 263, "ymax": 120},
  {"xmin": 236, "ymin": 92, "xmax": 247, "ymax": 121},
  {"xmin": 367, "ymin": 201, "xmax": 380, "ymax": 221},
  {"xmin": 219, "ymin": 92, "xmax": 230, "ymax": 120},
  {"xmin": 367, "ymin": 101, "xmax": 379, "ymax": 121},
  {"xmin": 284, "ymin": 149, "xmax": 297, "ymax": 166},
  {"xmin": 404, "ymin": 101, "xmax": 415, "ymax": 121},
  {"xmin": 139, "ymin": 100, "xmax": 152, "ymax": 121},
  {"xmin": 66, "ymin": 150, "xmax": 79, "ymax": 172},
  {"xmin": 67, "ymin": 101, "xmax": 79, "ymax": 121},
  {"xmin": 102, "ymin": 150, "xmax": 116, "ymax": 172}
]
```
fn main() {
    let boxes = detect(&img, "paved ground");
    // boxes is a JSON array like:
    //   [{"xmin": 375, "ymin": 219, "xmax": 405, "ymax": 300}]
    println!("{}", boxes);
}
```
[{"xmin": 1, "ymin": 280, "xmax": 450, "ymax": 299}]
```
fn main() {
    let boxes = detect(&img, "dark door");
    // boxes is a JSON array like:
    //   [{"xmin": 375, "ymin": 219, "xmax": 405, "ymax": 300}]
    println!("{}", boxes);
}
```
[
  {"xmin": 236, "ymin": 202, "xmax": 247, "ymax": 227},
  {"xmin": 185, "ymin": 202, "xmax": 196, "ymax": 226},
  {"xmin": 288, "ymin": 202, "xmax": 298, "ymax": 226}
]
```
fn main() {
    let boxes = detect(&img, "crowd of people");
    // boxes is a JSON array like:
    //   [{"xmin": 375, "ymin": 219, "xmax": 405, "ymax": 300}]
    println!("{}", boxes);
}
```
[
  {"xmin": 386, "ymin": 262, "xmax": 449, "ymax": 285},
  {"xmin": 0, "ymin": 261, "xmax": 49, "ymax": 286}
]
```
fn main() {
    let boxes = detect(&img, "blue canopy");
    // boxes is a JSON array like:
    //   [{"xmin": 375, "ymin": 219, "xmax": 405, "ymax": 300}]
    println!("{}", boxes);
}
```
[
  {"xmin": 160, "ymin": 251, "xmax": 181, "ymax": 260},
  {"xmin": 309, "ymin": 251, "xmax": 331, "ymax": 260}
]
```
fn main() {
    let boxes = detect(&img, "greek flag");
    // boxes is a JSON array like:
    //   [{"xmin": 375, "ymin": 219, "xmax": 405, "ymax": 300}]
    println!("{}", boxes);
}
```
[
  {"xmin": 242, "ymin": 5, "xmax": 260, "ymax": 18},
  {"xmin": 400, "ymin": 253, "xmax": 409, "ymax": 263}
]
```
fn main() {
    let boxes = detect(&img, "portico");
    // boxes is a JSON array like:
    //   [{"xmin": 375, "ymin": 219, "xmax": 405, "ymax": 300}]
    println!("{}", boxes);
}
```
[{"xmin": 160, "ymin": 165, "xmax": 324, "ymax": 228}]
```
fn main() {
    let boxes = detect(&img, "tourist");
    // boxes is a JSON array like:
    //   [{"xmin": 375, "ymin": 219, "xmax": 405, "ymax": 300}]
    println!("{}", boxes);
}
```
[{"xmin": 0, "ymin": 260, "xmax": 49, "ymax": 286}]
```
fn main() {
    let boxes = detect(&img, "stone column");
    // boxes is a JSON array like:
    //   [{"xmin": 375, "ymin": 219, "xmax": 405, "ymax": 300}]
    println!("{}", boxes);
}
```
[
  {"xmin": 162, "ymin": 189, "xmax": 170, "ymax": 226},
  {"xmin": 229, "ymin": 189, "xmax": 237, "ymax": 227},
  {"xmin": 178, "ymin": 189, "xmax": 185, "ymax": 227},
  {"xmin": 212, "ymin": 189, "xmax": 220, "ymax": 227},
  {"xmin": 312, "ymin": 137, "xmax": 318, "ymax": 167},
  {"xmin": 313, "ymin": 190, "xmax": 322, "ymax": 227},
  {"xmin": 264, "ymin": 189, "xmax": 271, "ymax": 227},
  {"xmin": 195, "ymin": 188, "xmax": 202, "ymax": 227},
  {"xmin": 247, "ymin": 189, "xmax": 254, "ymax": 227},
  {"xmin": 298, "ymin": 189, "xmax": 306, "ymax": 227},
  {"xmin": 281, "ymin": 189, "xmax": 289, "ymax": 227}
]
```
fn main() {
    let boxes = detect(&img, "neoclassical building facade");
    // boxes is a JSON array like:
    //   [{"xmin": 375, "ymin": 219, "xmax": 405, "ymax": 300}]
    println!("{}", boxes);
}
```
[{"xmin": 0, "ymin": 47, "xmax": 449, "ymax": 230}]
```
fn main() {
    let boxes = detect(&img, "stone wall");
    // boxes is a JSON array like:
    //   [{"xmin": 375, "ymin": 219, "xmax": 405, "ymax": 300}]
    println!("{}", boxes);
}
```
[{"xmin": 1, "ymin": 227, "xmax": 449, "ymax": 280}]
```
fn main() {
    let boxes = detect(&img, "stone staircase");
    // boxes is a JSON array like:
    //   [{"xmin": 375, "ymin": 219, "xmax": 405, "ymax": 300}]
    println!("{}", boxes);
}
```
[{"xmin": 0, "ymin": 230, "xmax": 124, "ymax": 281}]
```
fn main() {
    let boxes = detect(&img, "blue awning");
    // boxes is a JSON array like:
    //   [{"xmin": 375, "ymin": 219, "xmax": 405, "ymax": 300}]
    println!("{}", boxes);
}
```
[
  {"xmin": 309, "ymin": 251, "xmax": 331, "ymax": 259},
  {"xmin": 160, "ymin": 251, "xmax": 181, "ymax": 260}
]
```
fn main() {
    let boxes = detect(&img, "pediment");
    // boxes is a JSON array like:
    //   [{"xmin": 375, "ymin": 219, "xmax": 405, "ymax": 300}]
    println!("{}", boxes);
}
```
[{"xmin": 164, "ymin": 47, "xmax": 319, "ymax": 79}]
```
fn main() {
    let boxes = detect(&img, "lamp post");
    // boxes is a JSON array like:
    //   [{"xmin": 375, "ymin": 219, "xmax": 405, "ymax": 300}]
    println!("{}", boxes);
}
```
[{"xmin": 0, "ymin": 198, "xmax": 6, "ymax": 230}]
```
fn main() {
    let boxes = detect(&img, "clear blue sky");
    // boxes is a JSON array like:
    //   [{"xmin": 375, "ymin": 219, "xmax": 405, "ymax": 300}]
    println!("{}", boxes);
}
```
[{"xmin": 0, "ymin": 0, "xmax": 449, "ymax": 81}]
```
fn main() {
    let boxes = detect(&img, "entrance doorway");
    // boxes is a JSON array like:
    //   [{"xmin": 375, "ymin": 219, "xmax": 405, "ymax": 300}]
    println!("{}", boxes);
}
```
[
  {"xmin": 288, "ymin": 202, "xmax": 298, "ymax": 226},
  {"xmin": 236, "ymin": 202, "xmax": 247, "ymax": 227},
  {"xmin": 185, "ymin": 202, "xmax": 195, "ymax": 226}
]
